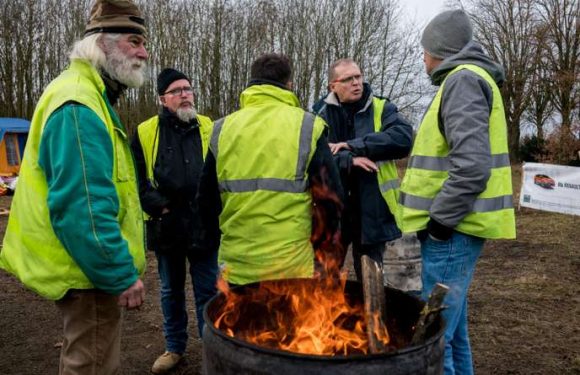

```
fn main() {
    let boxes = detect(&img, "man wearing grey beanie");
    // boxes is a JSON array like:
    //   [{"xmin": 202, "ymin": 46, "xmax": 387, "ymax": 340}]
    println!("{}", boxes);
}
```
[{"xmin": 399, "ymin": 9, "xmax": 516, "ymax": 375}]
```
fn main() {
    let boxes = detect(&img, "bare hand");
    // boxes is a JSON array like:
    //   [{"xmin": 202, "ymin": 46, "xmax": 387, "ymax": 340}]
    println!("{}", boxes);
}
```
[
  {"xmin": 352, "ymin": 157, "xmax": 379, "ymax": 172},
  {"xmin": 328, "ymin": 142, "xmax": 351, "ymax": 155},
  {"xmin": 118, "ymin": 279, "xmax": 145, "ymax": 310}
]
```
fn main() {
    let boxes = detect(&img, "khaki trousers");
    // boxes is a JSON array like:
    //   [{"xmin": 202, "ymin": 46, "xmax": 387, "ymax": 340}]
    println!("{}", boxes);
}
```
[{"xmin": 55, "ymin": 289, "xmax": 122, "ymax": 375}]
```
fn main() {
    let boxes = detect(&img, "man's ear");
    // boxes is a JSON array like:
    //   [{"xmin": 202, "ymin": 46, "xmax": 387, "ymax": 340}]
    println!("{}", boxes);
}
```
[
  {"xmin": 286, "ymin": 81, "xmax": 293, "ymax": 90},
  {"xmin": 158, "ymin": 96, "xmax": 165, "ymax": 106}
]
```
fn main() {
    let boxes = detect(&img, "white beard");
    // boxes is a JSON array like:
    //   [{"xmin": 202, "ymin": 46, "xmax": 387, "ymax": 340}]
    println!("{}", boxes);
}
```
[
  {"xmin": 102, "ymin": 46, "xmax": 147, "ymax": 88},
  {"xmin": 176, "ymin": 106, "xmax": 197, "ymax": 123}
]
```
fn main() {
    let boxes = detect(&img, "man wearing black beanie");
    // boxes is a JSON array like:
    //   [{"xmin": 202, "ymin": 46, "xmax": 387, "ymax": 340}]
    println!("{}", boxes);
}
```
[
  {"xmin": 399, "ymin": 9, "xmax": 516, "ymax": 375},
  {"xmin": 131, "ymin": 68, "xmax": 218, "ymax": 374}
]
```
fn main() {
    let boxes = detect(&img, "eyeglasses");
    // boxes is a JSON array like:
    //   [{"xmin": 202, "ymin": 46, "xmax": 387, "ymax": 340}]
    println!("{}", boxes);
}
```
[
  {"xmin": 164, "ymin": 87, "xmax": 194, "ymax": 96},
  {"xmin": 333, "ymin": 74, "xmax": 363, "ymax": 84}
]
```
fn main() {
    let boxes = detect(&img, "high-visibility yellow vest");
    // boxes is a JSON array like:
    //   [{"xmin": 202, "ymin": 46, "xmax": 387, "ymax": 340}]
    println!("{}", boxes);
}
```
[
  {"xmin": 211, "ymin": 84, "xmax": 326, "ymax": 285},
  {"xmin": 136, "ymin": 114, "xmax": 213, "ymax": 188},
  {"xmin": 372, "ymin": 97, "xmax": 402, "ymax": 227},
  {"xmin": 399, "ymin": 64, "xmax": 516, "ymax": 239},
  {"xmin": 0, "ymin": 59, "xmax": 145, "ymax": 300}
]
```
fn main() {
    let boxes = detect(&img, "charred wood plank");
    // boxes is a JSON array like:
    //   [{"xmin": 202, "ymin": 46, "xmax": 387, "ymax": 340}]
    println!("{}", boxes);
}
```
[
  {"xmin": 361, "ymin": 255, "xmax": 389, "ymax": 353},
  {"xmin": 411, "ymin": 283, "xmax": 449, "ymax": 345}
]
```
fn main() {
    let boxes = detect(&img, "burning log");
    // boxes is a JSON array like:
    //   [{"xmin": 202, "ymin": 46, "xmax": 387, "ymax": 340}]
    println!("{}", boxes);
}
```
[
  {"xmin": 361, "ymin": 255, "xmax": 389, "ymax": 354},
  {"xmin": 411, "ymin": 283, "xmax": 449, "ymax": 345}
]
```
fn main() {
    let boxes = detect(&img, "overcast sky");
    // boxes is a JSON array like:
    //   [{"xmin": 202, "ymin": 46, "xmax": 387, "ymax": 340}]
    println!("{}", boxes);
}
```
[{"xmin": 400, "ymin": 0, "xmax": 447, "ymax": 25}]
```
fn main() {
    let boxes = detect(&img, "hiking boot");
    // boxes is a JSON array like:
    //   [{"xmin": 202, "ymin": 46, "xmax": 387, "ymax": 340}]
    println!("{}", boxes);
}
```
[{"xmin": 151, "ymin": 352, "xmax": 182, "ymax": 374}]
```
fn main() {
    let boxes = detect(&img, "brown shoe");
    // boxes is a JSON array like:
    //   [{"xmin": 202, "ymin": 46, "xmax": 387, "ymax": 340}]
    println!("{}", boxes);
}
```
[{"xmin": 151, "ymin": 352, "xmax": 182, "ymax": 374}]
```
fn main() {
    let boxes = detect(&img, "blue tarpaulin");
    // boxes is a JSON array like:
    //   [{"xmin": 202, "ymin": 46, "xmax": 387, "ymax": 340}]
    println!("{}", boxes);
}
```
[
  {"xmin": 0, "ymin": 118, "xmax": 30, "ymax": 167},
  {"xmin": 0, "ymin": 118, "xmax": 30, "ymax": 141}
]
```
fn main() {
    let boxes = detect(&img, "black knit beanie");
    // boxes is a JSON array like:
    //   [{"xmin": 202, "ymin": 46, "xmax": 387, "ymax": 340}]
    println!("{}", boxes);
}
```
[{"xmin": 157, "ymin": 68, "xmax": 190, "ymax": 95}]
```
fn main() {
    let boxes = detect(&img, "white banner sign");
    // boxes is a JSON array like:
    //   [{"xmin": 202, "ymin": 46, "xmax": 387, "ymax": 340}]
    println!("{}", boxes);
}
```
[{"xmin": 520, "ymin": 162, "xmax": 580, "ymax": 216}]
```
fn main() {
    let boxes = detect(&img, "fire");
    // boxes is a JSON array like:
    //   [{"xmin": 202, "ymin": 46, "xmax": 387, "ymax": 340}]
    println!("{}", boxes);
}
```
[
  {"xmin": 213, "ymin": 272, "xmax": 390, "ymax": 355},
  {"xmin": 212, "ymin": 169, "xmax": 390, "ymax": 355}
]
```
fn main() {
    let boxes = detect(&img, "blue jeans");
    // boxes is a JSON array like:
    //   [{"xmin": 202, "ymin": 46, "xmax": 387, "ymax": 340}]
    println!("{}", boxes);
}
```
[
  {"xmin": 420, "ymin": 232, "xmax": 484, "ymax": 375},
  {"xmin": 155, "ymin": 249, "xmax": 218, "ymax": 354}
]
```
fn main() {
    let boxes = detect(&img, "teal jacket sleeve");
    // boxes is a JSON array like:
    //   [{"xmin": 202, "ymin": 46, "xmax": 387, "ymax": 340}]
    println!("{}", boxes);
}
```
[{"xmin": 38, "ymin": 103, "xmax": 138, "ymax": 295}]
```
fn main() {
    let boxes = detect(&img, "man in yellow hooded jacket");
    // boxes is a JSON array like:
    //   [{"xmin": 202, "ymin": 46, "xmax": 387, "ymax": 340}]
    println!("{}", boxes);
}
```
[{"xmin": 197, "ymin": 53, "xmax": 343, "ymax": 287}]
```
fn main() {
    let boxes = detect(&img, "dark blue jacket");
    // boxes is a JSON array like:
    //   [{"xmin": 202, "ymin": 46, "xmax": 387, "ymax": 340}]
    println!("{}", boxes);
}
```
[{"xmin": 312, "ymin": 83, "xmax": 412, "ymax": 245}]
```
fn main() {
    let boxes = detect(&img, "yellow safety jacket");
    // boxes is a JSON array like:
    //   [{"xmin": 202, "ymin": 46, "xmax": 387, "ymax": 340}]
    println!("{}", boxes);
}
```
[
  {"xmin": 399, "ymin": 64, "xmax": 516, "ymax": 239},
  {"xmin": 0, "ymin": 59, "xmax": 145, "ymax": 300},
  {"xmin": 211, "ymin": 84, "xmax": 326, "ymax": 285},
  {"xmin": 136, "ymin": 114, "xmax": 213, "ymax": 187},
  {"xmin": 372, "ymin": 97, "xmax": 402, "ymax": 228}
]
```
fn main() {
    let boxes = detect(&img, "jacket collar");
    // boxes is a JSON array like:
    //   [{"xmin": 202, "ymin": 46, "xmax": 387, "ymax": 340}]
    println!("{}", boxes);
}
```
[
  {"xmin": 69, "ymin": 59, "xmax": 107, "ymax": 94},
  {"xmin": 323, "ymin": 82, "xmax": 373, "ymax": 113},
  {"xmin": 68, "ymin": 59, "xmax": 127, "ymax": 106},
  {"xmin": 239, "ymin": 83, "xmax": 301, "ymax": 109}
]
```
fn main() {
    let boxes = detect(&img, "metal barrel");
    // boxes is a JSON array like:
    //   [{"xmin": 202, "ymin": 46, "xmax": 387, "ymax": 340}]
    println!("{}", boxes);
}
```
[
  {"xmin": 203, "ymin": 280, "xmax": 444, "ymax": 375},
  {"xmin": 383, "ymin": 233, "xmax": 422, "ymax": 293}
]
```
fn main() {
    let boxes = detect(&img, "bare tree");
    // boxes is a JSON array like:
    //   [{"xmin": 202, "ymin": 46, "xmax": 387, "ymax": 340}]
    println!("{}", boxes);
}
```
[
  {"xmin": 525, "ymin": 24, "xmax": 555, "ymax": 140},
  {"xmin": 0, "ymin": 0, "xmax": 427, "ymax": 131},
  {"xmin": 469, "ymin": 0, "xmax": 540, "ymax": 161},
  {"xmin": 537, "ymin": 0, "xmax": 580, "ymax": 136}
]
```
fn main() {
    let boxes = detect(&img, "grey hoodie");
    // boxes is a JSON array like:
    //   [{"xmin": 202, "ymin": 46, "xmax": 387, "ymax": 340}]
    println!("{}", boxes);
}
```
[{"xmin": 426, "ymin": 41, "xmax": 507, "ymax": 235}]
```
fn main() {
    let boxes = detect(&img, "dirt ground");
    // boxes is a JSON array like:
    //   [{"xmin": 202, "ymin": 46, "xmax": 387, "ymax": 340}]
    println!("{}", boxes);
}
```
[{"xmin": 0, "ymin": 167, "xmax": 578, "ymax": 374}]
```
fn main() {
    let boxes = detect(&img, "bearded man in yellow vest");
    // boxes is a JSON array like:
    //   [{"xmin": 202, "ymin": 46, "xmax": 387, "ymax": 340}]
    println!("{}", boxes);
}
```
[
  {"xmin": 197, "ymin": 53, "xmax": 343, "ymax": 287},
  {"xmin": 132, "ymin": 68, "xmax": 217, "ymax": 374},
  {"xmin": 399, "ymin": 10, "xmax": 516, "ymax": 375},
  {"xmin": 0, "ymin": 1, "xmax": 148, "ymax": 374}
]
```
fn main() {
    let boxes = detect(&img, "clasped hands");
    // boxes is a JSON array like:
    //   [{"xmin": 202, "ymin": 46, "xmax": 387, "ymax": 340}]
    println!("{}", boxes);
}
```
[{"xmin": 328, "ymin": 142, "xmax": 378, "ymax": 172}]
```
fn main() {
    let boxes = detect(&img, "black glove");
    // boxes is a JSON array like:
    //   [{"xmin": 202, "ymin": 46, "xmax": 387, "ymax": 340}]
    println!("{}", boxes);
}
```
[{"xmin": 426, "ymin": 217, "xmax": 454, "ymax": 241}]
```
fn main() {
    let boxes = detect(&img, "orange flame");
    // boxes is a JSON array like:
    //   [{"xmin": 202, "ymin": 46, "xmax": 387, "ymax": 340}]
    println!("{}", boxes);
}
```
[
  {"xmin": 211, "ymin": 168, "xmax": 390, "ymax": 355},
  {"xmin": 213, "ymin": 272, "xmax": 390, "ymax": 355}
]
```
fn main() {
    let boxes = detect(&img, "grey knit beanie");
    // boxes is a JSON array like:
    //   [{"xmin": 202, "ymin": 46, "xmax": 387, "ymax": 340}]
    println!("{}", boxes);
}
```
[{"xmin": 421, "ymin": 9, "xmax": 473, "ymax": 59}]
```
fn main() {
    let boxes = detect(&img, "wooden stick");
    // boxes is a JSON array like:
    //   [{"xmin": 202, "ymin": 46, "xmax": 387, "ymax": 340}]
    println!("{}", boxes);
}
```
[
  {"xmin": 361, "ymin": 255, "xmax": 389, "ymax": 353},
  {"xmin": 411, "ymin": 283, "xmax": 449, "ymax": 345}
]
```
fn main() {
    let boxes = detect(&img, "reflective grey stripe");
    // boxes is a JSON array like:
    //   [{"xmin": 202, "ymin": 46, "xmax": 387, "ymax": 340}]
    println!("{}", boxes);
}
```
[
  {"xmin": 295, "ymin": 112, "xmax": 315, "ymax": 180},
  {"xmin": 472, "ymin": 195, "xmax": 514, "ymax": 212},
  {"xmin": 210, "ymin": 117, "xmax": 226, "ymax": 156},
  {"xmin": 219, "ymin": 178, "xmax": 307, "ymax": 193},
  {"xmin": 400, "ymin": 192, "xmax": 513, "ymax": 212},
  {"xmin": 216, "ymin": 113, "xmax": 314, "ymax": 194},
  {"xmin": 380, "ymin": 179, "xmax": 399, "ymax": 193},
  {"xmin": 400, "ymin": 192, "xmax": 432, "ymax": 211},
  {"xmin": 409, "ymin": 153, "xmax": 511, "ymax": 171}
]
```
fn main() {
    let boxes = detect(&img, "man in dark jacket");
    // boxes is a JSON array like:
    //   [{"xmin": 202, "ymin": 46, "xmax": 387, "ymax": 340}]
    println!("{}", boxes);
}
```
[
  {"xmin": 313, "ymin": 59, "xmax": 412, "ymax": 281},
  {"xmin": 131, "ymin": 68, "xmax": 217, "ymax": 374}
]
